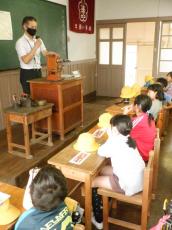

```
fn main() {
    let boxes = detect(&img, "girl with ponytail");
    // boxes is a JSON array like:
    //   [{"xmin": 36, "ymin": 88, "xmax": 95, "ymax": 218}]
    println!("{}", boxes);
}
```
[
  {"xmin": 91, "ymin": 114, "xmax": 145, "ymax": 229},
  {"xmin": 124, "ymin": 94, "xmax": 156, "ymax": 162}
]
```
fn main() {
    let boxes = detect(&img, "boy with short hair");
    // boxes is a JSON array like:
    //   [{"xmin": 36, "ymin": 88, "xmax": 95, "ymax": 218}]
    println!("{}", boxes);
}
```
[{"xmin": 15, "ymin": 165, "xmax": 73, "ymax": 230}]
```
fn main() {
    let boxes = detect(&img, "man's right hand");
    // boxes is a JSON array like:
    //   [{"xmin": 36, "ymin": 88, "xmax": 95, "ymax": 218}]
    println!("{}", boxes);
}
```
[
  {"xmin": 34, "ymin": 38, "xmax": 42, "ymax": 49},
  {"xmin": 21, "ymin": 38, "xmax": 42, "ymax": 64}
]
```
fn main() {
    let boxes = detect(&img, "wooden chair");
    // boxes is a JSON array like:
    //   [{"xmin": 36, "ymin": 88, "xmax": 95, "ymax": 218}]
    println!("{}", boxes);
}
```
[
  {"xmin": 98, "ymin": 151, "xmax": 154, "ymax": 230},
  {"xmin": 152, "ymin": 128, "xmax": 161, "ymax": 198},
  {"xmin": 156, "ymin": 108, "xmax": 166, "ymax": 138}
]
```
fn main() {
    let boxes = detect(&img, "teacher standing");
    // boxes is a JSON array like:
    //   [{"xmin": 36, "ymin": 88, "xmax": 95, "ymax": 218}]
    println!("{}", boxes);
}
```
[{"xmin": 16, "ymin": 16, "xmax": 48, "ymax": 94}]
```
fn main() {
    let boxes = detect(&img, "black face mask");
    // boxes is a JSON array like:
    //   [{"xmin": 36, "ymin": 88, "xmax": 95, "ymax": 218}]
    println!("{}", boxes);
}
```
[{"xmin": 26, "ymin": 28, "xmax": 37, "ymax": 36}]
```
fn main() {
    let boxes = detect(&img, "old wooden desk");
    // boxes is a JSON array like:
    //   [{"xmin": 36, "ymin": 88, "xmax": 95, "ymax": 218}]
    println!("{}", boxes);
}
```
[
  {"xmin": 5, "ymin": 103, "xmax": 53, "ymax": 159},
  {"xmin": 30, "ymin": 77, "xmax": 83, "ymax": 140},
  {"xmin": 0, "ymin": 182, "xmax": 25, "ymax": 230},
  {"xmin": 0, "ymin": 182, "xmax": 85, "ymax": 230},
  {"xmin": 106, "ymin": 102, "xmax": 135, "ymax": 117},
  {"xmin": 48, "ymin": 126, "xmax": 108, "ymax": 230}
]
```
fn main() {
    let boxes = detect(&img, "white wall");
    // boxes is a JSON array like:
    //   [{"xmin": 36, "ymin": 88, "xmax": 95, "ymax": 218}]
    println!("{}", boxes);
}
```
[
  {"xmin": 48, "ymin": 0, "xmax": 96, "ymax": 61},
  {"xmin": 47, "ymin": 0, "xmax": 172, "ymax": 61},
  {"xmin": 96, "ymin": 0, "xmax": 172, "ymax": 20}
]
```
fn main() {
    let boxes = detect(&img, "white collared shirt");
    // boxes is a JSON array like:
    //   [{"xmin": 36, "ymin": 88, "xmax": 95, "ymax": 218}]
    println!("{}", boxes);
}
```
[
  {"xmin": 98, "ymin": 130, "xmax": 145, "ymax": 196},
  {"xmin": 15, "ymin": 34, "xmax": 46, "ymax": 69}
]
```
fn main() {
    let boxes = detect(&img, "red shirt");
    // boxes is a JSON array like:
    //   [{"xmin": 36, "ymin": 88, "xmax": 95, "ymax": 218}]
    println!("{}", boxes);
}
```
[{"xmin": 131, "ymin": 113, "xmax": 156, "ymax": 161}]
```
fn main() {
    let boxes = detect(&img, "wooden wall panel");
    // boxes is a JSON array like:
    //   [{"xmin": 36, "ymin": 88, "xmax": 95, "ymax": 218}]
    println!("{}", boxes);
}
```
[
  {"xmin": 62, "ymin": 59, "xmax": 96, "ymax": 96},
  {"xmin": 0, "ymin": 59, "xmax": 96, "ymax": 130},
  {"xmin": 0, "ymin": 70, "xmax": 22, "ymax": 131}
]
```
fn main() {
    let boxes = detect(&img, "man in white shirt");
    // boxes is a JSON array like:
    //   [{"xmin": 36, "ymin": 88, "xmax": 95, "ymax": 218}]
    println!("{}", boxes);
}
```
[{"xmin": 16, "ymin": 16, "xmax": 48, "ymax": 94}]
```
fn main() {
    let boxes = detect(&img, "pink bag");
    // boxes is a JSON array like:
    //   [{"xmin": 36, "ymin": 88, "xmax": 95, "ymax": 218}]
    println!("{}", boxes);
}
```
[{"xmin": 150, "ymin": 215, "xmax": 170, "ymax": 230}]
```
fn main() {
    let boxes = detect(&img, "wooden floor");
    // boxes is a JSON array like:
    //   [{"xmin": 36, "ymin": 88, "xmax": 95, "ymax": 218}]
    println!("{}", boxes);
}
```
[{"xmin": 0, "ymin": 98, "xmax": 114, "ymax": 185}]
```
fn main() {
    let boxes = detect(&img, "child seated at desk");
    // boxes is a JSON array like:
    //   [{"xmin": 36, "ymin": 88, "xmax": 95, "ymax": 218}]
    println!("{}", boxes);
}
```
[
  {"xmin": 124, "ymin": 94, "xmax": 156, "ymax": 162},
  {"xmin": 15, "ymin": 165, "xmax": 73, "ymax": 230},
  {"xmin": 147, "ymin": 83, "xmax": 164, "ymax": 120},
  {"xmin": 165, "ymin": 72, "xmax": 172, "ymax": 97},
  {"xmin": 156, "ymin": 77, "xmax": 172, "ymax": 103},
  {"xmin": 91, "ymin": 115, "xmax": 145, "ymax": 229}
]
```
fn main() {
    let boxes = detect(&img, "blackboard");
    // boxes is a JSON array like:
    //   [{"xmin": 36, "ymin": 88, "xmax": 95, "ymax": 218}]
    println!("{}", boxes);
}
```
[{"xmin": 0, "ymin": 0, "xmax": 67, "ymax": 70}]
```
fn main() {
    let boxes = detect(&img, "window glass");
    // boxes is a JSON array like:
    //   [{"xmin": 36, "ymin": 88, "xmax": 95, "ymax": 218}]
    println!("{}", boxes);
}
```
[
  {"xmin": 161, "ymin": 36, "xmax": 172, "ymax": 48},
  {"xmin": 159, "ymin": 61, "xmax": 172, "ymax": 72},
  {"xmin": 99, "ymin": 42, "xmax": 110, "ymax": 64},
  {"xmin": 160, "ymin": 49, "xmax": 172, "ymax": 61},
  {"xmin": 112, "ymin": 42, "xmax": 123, "ymax": 65},
  {"xmin": 162, "ymin": 23, "xmax": 172, "ymax": 36},
  {"xmin": 112, "ymin": 28, "xmax": 123, "ymax": 39},
  {"xmin": 99, "ymin": 28, "xmax": 110, "ymax": 39}
]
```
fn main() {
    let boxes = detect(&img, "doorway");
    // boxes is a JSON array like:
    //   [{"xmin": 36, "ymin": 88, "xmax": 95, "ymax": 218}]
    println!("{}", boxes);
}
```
[
  {"xmin": 125, "ymin": 22, "xmax": 156, "ymax": 86},
  {"xmin": 96, "ymin": 24, "xmax": 126, "ymax": 97},
  {"xmin": 125, "ymin": 45, "xmax": 137, "ymax": 86}
]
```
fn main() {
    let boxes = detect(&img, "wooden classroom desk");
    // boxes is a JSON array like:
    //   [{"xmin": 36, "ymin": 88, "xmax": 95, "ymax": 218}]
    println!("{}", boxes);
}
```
[
  {"xmin": 106, "ymin": 102, "xmax": 135, "ymax": 117},
  {"xmin": 5, "ymin": 103, "xmax": 53, "ymax": 159},
  {"xmin": 0, "ymin": 182, "xmax": 25, "ymax": 230},
  {"xmin": 48, "ymin": 125, "xmax": 108, "ymax": 230}
]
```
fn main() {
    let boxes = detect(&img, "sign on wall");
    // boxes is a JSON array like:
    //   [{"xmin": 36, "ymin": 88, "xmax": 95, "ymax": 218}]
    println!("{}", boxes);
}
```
[
  {"xmin": 69, "ymin": 0, "xmax": 95, "ymax": 34},
  {"xmin": 0, "ymin": 11, "xmax": 13, "ymax": 40}
]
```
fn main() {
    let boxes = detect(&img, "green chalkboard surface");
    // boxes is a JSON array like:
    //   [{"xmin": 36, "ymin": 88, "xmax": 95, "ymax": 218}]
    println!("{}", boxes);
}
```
[{"xmin": 0, "ymin": 0, "xmax": 67, "ymax": 70}]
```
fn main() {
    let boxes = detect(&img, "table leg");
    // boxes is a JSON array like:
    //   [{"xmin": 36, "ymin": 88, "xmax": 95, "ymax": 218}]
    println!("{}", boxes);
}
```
[
  {"xmin": 47, "ymin": 116, "xmax": 53, "ymax": 146},
  {"xmin": 32, "ymin": 123, "xmax": 36, "ymax": 140},
  {"xmin": 84, "ymin": 175, "xmax": 92, "ymax": 230},
  {"xmin": 5, "ymin": 115, "xmax": 13, "ymax": 153},
  {"xmin": 60, "ymin": 133, "xmax": 65, "ymax": 141},
  {"xmin": 23, "ymin": 124, "xmax": 32, "ymax": 159}
]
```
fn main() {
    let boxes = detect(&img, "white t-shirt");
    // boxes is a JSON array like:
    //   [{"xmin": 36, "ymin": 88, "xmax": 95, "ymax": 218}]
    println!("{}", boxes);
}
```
[
  {"xmin": 98, "ymin": 129, "xmax": 145, "ymax": 196},
  {"xmin": 15, "ymin": 34, "xmax": 46, "ymax": 69}
]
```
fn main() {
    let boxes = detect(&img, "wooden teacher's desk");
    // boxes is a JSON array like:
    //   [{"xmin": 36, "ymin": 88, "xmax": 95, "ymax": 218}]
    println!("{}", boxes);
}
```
[
  {"xmin": 48, "ymin": 126, "xmax": 108, "ymax": 230},
  {"xmin": 0, "ymin": 182, "xmax": 25, "ymax": 230},
  {"xmin": 29, "ymin": 77, "xmax": 83, "ymax": 140}
]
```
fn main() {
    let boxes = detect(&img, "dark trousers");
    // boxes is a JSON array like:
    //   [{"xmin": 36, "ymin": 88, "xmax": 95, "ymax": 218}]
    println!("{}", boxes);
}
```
[{"xmin": 20, "ymin": 68, "xmax": 42, "ymax": 94}]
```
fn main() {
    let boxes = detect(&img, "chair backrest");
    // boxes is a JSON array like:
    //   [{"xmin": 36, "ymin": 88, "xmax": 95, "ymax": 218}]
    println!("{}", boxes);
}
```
[
  {"xmin": 152, "ymin": 129, "xmax": 161, "ymax": 193},
  {"xmin": 142, "ymin": 150, "xmax": 154, "ymax": 204},
  {"xmin": 156, "ymin": 108, "xmax": 165, "ymax": 137},
  {"xmin": 154, "ymin": 128, "xmax": 160, "ymax": 169}
]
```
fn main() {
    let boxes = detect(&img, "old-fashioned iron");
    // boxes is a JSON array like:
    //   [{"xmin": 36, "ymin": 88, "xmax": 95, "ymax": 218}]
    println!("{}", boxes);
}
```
[
  {"xmin": 12, "ymin": 94, "xmax": 21, "ymax": 109},
  {"xmin": 12, "ymin": 94, "xmax": 38, "ymax": 108}
]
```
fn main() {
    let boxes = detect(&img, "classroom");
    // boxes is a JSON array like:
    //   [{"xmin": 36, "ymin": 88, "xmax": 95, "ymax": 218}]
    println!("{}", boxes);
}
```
[{"xmin": 0, "ymin": 0, "xmax": 172, "ymax": 229}]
